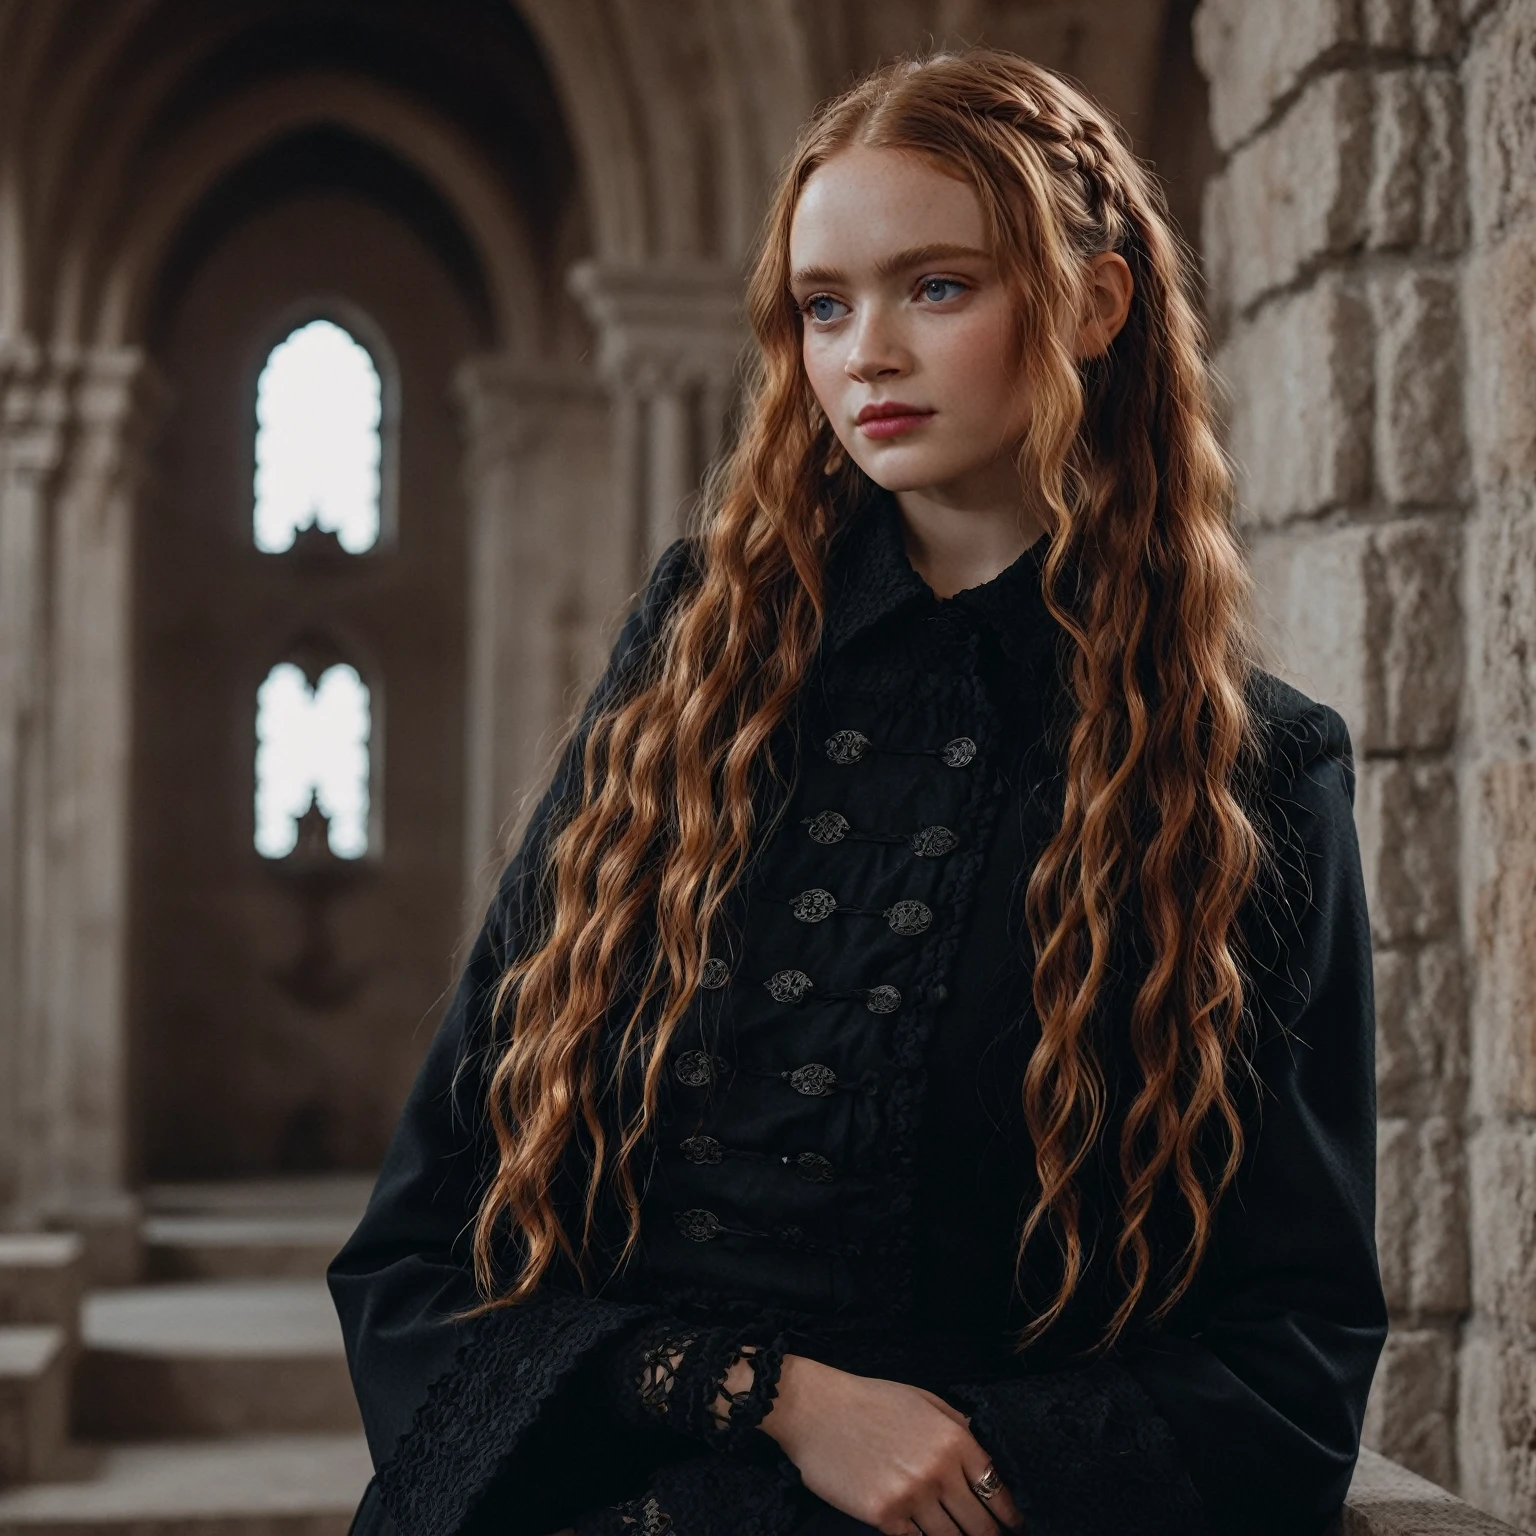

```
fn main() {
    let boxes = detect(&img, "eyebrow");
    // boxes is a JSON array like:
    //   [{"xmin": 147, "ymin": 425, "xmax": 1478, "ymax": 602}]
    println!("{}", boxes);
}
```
[{"xmin": 788, "ymin": 242, "xmax": 993, "ymax": 289}]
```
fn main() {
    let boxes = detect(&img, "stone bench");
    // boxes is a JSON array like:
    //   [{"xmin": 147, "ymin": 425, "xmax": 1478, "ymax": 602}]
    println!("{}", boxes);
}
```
[{"xmin": 1340, "ymin": 1448, "xmax": 1525, "ymax": 1534}]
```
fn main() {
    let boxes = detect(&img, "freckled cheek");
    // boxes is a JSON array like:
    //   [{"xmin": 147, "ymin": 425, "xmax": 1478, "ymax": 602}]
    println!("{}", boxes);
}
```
[
  {"xmin": 801, "ymin": 337, "xmax": 846, "ymax": 422},
  {"xmin": 926, "ymin": 320, "xmax": 1022, "ymax": 436}
]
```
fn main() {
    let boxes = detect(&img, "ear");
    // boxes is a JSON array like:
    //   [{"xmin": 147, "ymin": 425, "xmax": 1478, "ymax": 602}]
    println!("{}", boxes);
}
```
[{"xmin": 1074, "ymin": 252, "xmax": 1134, "ymax": 360}]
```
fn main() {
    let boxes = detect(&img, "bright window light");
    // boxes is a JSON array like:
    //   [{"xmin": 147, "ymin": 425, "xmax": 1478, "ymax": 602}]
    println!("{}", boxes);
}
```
[
  {"xmin": 255, "ymin": 662, "xmax": 371, "ymax": 859},
  {"xmin": 254, "ymin": 319, "xmax": 381, "ymax": 553}
]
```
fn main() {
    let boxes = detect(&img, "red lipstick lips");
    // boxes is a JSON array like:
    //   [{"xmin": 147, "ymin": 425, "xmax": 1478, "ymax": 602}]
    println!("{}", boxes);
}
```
[{"xmin": 856, "ymin": 400, "xmax": 935, "ymax": 439}]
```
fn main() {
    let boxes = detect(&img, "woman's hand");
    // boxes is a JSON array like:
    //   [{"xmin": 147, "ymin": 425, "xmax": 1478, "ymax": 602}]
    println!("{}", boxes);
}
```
[{"xmin": 760, "ymin": 1353, "xmax": 1024, "ymax": 1535}]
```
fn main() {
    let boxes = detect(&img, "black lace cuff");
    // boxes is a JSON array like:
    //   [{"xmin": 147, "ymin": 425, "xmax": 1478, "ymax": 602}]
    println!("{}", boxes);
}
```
[{"xmin": 614, "ymin": 1318, "xmax": 787, "ymax": 1450}]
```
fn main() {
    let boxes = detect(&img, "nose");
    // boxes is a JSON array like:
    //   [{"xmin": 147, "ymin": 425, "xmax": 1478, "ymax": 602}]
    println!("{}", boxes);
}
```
[{"xmin": 844, "ymin": 304, "xmax": 909, "ymax": 383}]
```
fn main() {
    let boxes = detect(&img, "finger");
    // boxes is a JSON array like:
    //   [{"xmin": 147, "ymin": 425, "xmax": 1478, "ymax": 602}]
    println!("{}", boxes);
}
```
[
  {"xmin": 939, "ymin": 1479, "xmax": 1007, "ymax": 1536},
  {"xmin": 911, "ymin": 1497, "xmax": 965, "ymax": 1536},
  {"xmin": 955, "ymin": 1460, "xmax": 1023, "ymax": 1533}
]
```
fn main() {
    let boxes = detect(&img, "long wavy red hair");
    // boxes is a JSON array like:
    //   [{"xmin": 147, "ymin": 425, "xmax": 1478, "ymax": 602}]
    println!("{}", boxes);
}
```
[{"xmin": 472, "ymin": 49, "xmax": 1264, "ymax": 1350}]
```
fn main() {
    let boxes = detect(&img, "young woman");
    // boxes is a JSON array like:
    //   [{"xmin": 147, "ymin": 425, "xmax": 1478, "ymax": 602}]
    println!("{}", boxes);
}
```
[{"xmin": 330, "ymin": 49, "xmax": 1386, "ymax": 1536}]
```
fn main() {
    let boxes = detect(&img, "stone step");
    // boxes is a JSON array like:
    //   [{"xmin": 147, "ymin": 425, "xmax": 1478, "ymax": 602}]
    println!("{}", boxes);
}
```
[
  {"xmin": 73, "ymin": 1283, "xmax": 359, "ymax": 1440},
  {"xmin": 0, "ymin": 1236, "xmax": 86, "ymax": 1337},
  {"xmin": 143, "ymin": 1181, "xmax": 373, "ymax": 1221},
  {"xmin": 0, "ymin": 1433, "xmax": 371, "ymax": 1536},
  {"xmin": 142, "ymin": 1218, "xmax": 356, "ymax": 1283},
  {"xmin": 0, "ymin": 1327, "xmax": 70, "ymax": 1484}
]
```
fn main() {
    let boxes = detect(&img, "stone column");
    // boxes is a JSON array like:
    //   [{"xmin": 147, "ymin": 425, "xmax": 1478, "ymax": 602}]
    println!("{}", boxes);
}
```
[
  {"xmin": 0, "ymin": 341, "xmax": 69, "ymax": 1232},
  {"xmin": 1196, "ymin": 0, "xmax": 1471, "ymax": 1495},
  {"xmin": 0, "ymin": 344, "xmax": 168, "ymax": 1280},
  {"xmin": 454, "ymin": 356, "xmax": 613, "ymax": 897},
  {"xmin": 567, "ymin": 262, "xmax": 745, "ymax": 581}
]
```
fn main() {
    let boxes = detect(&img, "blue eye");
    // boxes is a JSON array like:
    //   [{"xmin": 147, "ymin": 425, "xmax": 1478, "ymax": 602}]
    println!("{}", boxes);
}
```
[
  {"xmin": 804, "ymin": 295, "xmax": 848, "ymax": 324},
  {"xmin": 920, "ymin": 278, "xmax": 966, "ymax": 303}
]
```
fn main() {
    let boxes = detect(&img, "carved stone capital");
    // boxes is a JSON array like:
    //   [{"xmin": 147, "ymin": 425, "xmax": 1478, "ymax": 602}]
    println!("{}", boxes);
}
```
[{"xmin": 567, "ymin": 260, "xmax": 746, "ymax": 396}]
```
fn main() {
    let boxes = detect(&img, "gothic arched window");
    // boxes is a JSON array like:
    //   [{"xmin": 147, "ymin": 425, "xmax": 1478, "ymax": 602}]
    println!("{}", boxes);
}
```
[
  {"xmin": 253, "ymin": 318, "xmax": 382, "ymax": 554},
  {"xmin": 254, "ymin": 661, "xmax": 372, "ymax": 859}
]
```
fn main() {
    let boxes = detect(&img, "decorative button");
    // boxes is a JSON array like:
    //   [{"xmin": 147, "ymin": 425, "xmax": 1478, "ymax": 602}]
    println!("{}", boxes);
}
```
[
  {"xmin": 909, "ymin": 825, "xmax": 959, "ymax": 858},
  {"xmin": 789, "ymin": 1151, "xmax": 835, "ymax": 1183},
  {"xmin": 700, "ymin": 957, "xmax": 730, "ymax": 990},
  {"xmin": 933, "ymin": 983, "xmax": 949, "ymax": 1003},
  {"xmin": 786, "ymin": 1062, "xmax": 838, "ymax": 1096},
  {"xmin": 791, "ymin": 888, "xmax": 838, "ymax": 923},
  {"xmin": 864, "ymin": 984, "xmax": 902, "ymax": 1014},
  {"xmin": 805, "ymin": 810, "xmax": 850, "ymax": 844},
  {"xmin": 885, "ymin": 900, "xmax": 933, "ymax": 936},
  {"xmin": 675, "ymin": 1208, "xmax": 722, "ymax": 1242},
  {"xmin": 941, "ymin": 736, "xmax": 978, "ymax": 767},
  {"xmin": 674, "ymin": 1050, "xmax": 716, "ymax": 1088},
  {"xmin": 680, "ymin": 1134, "xmax": 724, "ymax": 1164},
  {"xmin": 765, "ymin": 968, "xmax": 814, "ymax": 1004},
  {"xmin": 825, "ymin": 729, "xmax": 870, "ymax": 765}
]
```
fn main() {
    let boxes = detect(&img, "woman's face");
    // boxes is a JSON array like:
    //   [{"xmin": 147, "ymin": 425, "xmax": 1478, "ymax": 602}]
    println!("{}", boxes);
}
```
[{"xmin": 789, "ymin": 145, "xmax": 1026, "ymax": 505}]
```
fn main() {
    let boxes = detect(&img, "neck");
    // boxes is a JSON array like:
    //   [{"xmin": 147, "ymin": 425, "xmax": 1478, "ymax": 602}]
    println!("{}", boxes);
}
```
[{"xmin": 895, "ymin": 479, "xmax": 1048, "ymax": 600}]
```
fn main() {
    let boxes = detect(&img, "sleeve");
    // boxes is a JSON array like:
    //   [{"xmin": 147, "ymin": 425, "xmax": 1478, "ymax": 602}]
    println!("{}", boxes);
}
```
[
  {"xmin": 328, "ymin": 538, "xmax": 786, "ymax": 1536},
  {"xmin": 949, "ymin": 702, "xmax": 1387, "ymax": 1536}
]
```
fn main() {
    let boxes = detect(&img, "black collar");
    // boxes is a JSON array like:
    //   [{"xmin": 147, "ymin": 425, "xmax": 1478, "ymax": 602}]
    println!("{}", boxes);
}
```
[{"xmin": 822, "ymin": 490, "xmax": 1057, "ymax": 671}]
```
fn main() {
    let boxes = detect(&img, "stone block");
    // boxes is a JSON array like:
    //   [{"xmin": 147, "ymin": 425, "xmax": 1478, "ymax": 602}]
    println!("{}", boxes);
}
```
[
  {"xmin": 1469, "ymin": 487, "xmax": 1536, "ymax": 754},
  {"xmin": 1356, "ymin": 759, "xmax": 1460, "ymax": 946},
  {"xmin": 1371, "ymin": 272, "xmax": 1468, "ymax": 506},
  {"xmin": 1465, "ymin": 0, "xmax": 1536, "ymax": 244},
  {"xmin": 1472, "ymin": 760, "xmax": 1536, "ymax": 1116},
  {"xmin": 1368, "ymin": 68, "xmax": 1466, "ymax": 254},
  {"xmin": 1362, "ymin": 0, "xmax": 1464, "ymax": 52},
  {"xmin": 1204, "ymin": 73, "xmax": 1371, "ymax": 316},
  {"xmin": 1362, "ymin": 1324, "xmax": 1458, "ymax": 1492},
  {"xmin": 1250, "ymin": 519, "xmax": 1461, "ymax": 752},
  {"xmin": 1377, "ymin": 1115, "xmax": 1469, "ymax": 1313},
  {"xmin": 1375, "ymin": 941, "xmax": 1468, "ymax": 1119},
  {"xmin": 1466, "ymin": 1122, "xmax": 1536, "ymax": 1323},
  {"xmin": 1220, "ymin": 276, "xmax": 1373, "ymax": 525},
  {"xmin": 1458, "ymin": 1325, "xmax": 1536, "ymax": 1528},
  {"xmin": 1465, "ymin": 233, "xmax": 1536, "ymax": 492},
  {"xmin": 1194, "ymin": 0, "xmax": 1362, "ymax": 151},
  {"xmin": 1348, "ymin": 1442, "xmax": 1529, "ymax": 1533}
]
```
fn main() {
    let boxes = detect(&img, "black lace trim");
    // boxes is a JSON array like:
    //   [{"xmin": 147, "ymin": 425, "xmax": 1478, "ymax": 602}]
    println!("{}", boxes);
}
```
[
  {"xmin": 949, "ymin": 1360, "xmax": 1208, "ymax": 1536},
  {"xmin": 373, "ymin": 1294, "xmax": 652, "ymax": 1536},
  {"xmin": 574, "ymin": 1454, "xmax": 806, "ymax": 1536},
  {"xmin": 616, "ymin": 1320, "xmax": 787, "ymax": 1449}
]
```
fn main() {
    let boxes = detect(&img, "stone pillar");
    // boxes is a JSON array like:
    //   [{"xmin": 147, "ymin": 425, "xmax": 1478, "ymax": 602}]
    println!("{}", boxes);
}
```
[
  {"xmin": 1196, "ymin": 0, "xmax": 1471, "ymax": 1495},
  {"xmin": 454, "ymin": 356, "xmax": 614, "ymax": 896},
  {"xmin": 0, "ymin": 341, "xmax": 69, "ymax": 1231},
  {"xmin": 0, "ymin": 343, "xmax": 167, "ymax": 1280},
  {"xmin": 567, "ymin": 262, "xmax": 745, "ymax": 580},
  {"xmin": 1458, "ymin": 3, "xmax": 1536, "ymax": 1526}
]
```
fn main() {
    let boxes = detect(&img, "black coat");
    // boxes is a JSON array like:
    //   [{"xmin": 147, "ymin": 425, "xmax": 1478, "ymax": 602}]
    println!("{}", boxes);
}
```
[{"xmin": 329, "ymin": 492, "xmax": 1386, "ymax": 1536}]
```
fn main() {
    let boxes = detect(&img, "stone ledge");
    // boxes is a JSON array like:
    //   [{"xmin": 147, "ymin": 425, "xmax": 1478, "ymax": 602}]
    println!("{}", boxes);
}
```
[{"xmin": 1340, "ymin": 1447, "xmax": 1525, "ymax": 1532}]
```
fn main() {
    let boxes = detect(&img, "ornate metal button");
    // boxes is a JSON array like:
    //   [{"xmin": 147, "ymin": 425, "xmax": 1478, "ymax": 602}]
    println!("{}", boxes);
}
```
[
  {"xmin": 776, "ymin": 1225, "xmax": 813, "ymax": 1248},
  {"xmin": 864, "ymin": 984, "xmax": 902, "ymax": 1014},
  {"xmin": 765, "ymin": 968, "xmax": 814, "ymax": 1004},
  {"xmin": 825, "ymin": 729, "xmax": 869, "ymax": 765},
  {"xmin": 786, "ymin": 1062, "xmax": 838, "ymax": 1096},
  {"xmin": 909, "ymin": 825, "xmax": 958, "ymax": 858},
  {"xmin": 680, "ymin": 1134, "xmax": 724, "ymax": 1165},
  {"xmin": 791, "ymin": 1151, "xmax": 835, "ymax": 1183},
  {"xmin": 674, "ymin": 1050, "xmax": 715, "ymax": 1088},
  {"xmin": 885, "ymin": 900, "xmax": 933, "ymax": 936},
  {"xmin": 674, "ymin": 1208, "xmax": 722, "ymax": 1242},
  {"xmin": 700, "ymin": 957, "xmax": 730, "ymax": 990},
  {"xmin": 791, "ymin": 888, "xmax": 838, "ymax": 923},
  {"xmin": 941, "ymin": 736, "xmax": 978, "ymax": 767},
  {"xmin": 805, "ymin": 810, "xmax": 850, "ymax": 844}
]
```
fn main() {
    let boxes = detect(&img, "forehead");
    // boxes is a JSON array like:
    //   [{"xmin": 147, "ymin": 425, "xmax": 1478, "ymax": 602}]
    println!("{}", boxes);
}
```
[{"xmin": 789, "ymin": 145, "xmax": 987, "ymax": 271}]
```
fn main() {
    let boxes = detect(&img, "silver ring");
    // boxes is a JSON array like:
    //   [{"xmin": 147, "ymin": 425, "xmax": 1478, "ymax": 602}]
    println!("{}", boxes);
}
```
[{"xmin": 970, "ymin": 1462, "xmax": 1003, "ymax": 1501}]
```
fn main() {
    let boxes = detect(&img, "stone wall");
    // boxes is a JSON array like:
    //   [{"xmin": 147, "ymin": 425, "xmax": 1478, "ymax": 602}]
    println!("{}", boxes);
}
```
[{"xmin": 1196, "ymin": 0, "xmax": 1536, "ymax": 1525}]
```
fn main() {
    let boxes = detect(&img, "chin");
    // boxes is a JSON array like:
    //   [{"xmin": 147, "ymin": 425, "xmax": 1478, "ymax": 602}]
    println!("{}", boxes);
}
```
[{"xmin": 851, "ymin": 450, "xmax": 975, "ymax": 494}]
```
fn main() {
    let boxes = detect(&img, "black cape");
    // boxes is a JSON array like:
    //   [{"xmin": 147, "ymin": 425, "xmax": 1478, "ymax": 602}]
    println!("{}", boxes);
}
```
[{"xmin": 329, "ymin": 493, "xmax": 1386, "ymax": 1536}]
